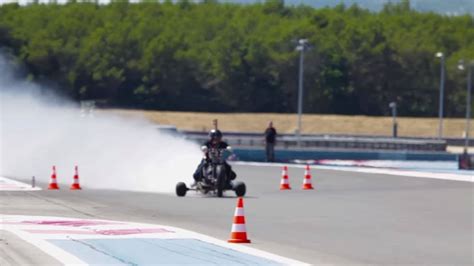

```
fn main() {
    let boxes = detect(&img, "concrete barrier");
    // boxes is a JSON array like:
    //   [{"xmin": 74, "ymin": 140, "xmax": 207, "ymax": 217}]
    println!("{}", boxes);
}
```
[{"xmin": 231, "ymin": 148, "xmax": 457, "ymax": 162}]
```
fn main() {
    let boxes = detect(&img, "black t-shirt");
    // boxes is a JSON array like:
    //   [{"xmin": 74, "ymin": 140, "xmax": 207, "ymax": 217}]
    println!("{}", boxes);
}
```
[
  {"xmin": 265, "ymin": 127, "xmax": 277, "ymax": 143},
  {"xmin": 203, "ymin": 141, "xmax": 229, "ymax": 160}
]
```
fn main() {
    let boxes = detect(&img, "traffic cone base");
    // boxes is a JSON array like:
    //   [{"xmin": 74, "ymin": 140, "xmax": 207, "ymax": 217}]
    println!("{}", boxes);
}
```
[
  {"xmin": 70, "ymin": 183, "xmax": 82, "ymax": 190},
  {"xmin": 302, "ymin": 183, "xmax": 314, "ymax": 190},
  {"xmin": 228, "ymin": 235, "xmax": 251, "ymax": 243},
  {"xmin": 48, "ymin": 183, "xmax": 59, "ymax": 190}
]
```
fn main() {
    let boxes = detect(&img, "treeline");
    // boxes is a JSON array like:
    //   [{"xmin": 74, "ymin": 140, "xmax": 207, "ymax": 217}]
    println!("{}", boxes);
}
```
[{"xmin": 0, "ymin": 0, "xmax": 473, "ymax": 116}]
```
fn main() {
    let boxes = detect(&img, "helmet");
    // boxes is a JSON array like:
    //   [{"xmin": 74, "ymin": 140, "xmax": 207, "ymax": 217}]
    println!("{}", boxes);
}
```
[{"xmin": 208, "ymin": 129, "xmax": 223, "ymax": 140}]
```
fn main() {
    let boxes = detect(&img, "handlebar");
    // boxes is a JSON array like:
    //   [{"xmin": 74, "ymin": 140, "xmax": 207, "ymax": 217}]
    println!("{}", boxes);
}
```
[{"xmin": 201, "ymin": 146, "xmax": 233, "ymax": 152}]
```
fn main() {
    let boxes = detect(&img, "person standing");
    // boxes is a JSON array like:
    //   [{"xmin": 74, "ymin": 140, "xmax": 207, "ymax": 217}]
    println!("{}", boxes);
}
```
[{"xmin": 264, "ymin": 121, "xmax": 277, "ymax": 162}]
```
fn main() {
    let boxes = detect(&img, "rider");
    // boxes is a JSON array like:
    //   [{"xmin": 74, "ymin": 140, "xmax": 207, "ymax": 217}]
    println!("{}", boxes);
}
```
[{"xmin": 193, "ymin": 129, "xmax": 237, "ymax": 188}]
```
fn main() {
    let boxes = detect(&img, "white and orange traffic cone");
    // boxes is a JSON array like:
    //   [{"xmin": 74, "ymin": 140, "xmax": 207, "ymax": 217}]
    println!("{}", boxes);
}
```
[
  {"xmin": 228, "ymin": 197, "xmax": 251, "ymax": 243},
  {"xmin": 280, "ymin": 166, "xmax": 291, "ymax": 190},
  {"xmin": 70, "ymin": 166, "xmax": 82, "ymax": 190},
  {"xmin": 48, "ymin": 166, "xmax": 59, "ymax": 190},
  {"xmin": 302, "ymin": 164, "xmax": 314, "ymax": 190}
]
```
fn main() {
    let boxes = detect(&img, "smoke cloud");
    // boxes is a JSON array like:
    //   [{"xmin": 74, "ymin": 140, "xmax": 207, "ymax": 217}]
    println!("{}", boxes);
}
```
[{"xmin": 0, "ymin": 55, "xmax": 202, "ymax": 193}]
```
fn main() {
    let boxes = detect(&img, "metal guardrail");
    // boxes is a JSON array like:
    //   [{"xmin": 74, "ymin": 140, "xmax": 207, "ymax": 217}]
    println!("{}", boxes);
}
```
[
  {"xmin": 182, "ymin": 131, "xmax": 448, "ymax": 152},
  {"xmin": 444, "ymin": 138, "xmax": 474, "ymax": 146},
  {"xmin": 183, "ymin": 130, "xmax": 472, "ymax": 145}
]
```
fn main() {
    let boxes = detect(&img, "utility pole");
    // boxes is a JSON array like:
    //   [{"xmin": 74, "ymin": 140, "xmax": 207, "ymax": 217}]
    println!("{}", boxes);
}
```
[
  {"xmin": 436, "ymin": 52, "xmax": 445, "ymax": 138},
  {"xmin": 458, "ymin": 60, "xmax": 472, "ymax": 153},
  {"xmin": 296, "ymin": 39, "xmax": 309, "ymax": 146},
  {"xmin": 389, "ymin": 102, "xmax": 398, "ymax": 138}
]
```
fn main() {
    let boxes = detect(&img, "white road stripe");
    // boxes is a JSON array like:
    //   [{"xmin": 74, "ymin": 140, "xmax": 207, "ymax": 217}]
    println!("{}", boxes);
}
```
[
  {"xmin": 231, "ymin": 161, "xmax": 474, "ymax": 183},
  {"xmin": 4, "ymin": 228, "xmax": 86, "ymax": 265}
]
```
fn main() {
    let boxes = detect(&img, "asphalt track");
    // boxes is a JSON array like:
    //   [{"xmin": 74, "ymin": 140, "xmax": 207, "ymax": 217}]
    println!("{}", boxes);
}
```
[{"xmin": 1, "ymin": 164, "xmax": 473, "ymax": 265}]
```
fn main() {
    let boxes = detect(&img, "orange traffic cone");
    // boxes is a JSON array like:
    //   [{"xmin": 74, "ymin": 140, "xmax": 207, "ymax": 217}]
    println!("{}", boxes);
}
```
[
  {"xmin": 70, "ymin": 166, "xmax": 82, "ymax": 190},
  {"xmin": 280, "ymin": 166, "xmax": 291, "ymax": 190},
  {"xmin": 302, "ymin": 164, "xmax": 314, "ymax": 190},
  {"xmin": 228, "ymin": 197, "xmax": 251, "ymax": 243},
  {"xmin": 48, "ymin": 166, "xmax": 59, "ymax": 190}
]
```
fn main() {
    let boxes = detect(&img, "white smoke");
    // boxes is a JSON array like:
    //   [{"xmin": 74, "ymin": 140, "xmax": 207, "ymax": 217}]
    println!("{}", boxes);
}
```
[{"xmin": 0, "ymin": 55, "xmax": 202, "ymax": 193}]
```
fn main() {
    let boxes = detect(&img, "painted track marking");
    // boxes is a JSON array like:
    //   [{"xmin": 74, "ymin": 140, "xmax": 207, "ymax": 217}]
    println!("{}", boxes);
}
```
[
  {"xmin": 0, "ymin": 176, "xmax": 41, "ymax": 191},
  {"xmin": 1, "ymin": 215, "xmax": 308, "ymax": 265}
]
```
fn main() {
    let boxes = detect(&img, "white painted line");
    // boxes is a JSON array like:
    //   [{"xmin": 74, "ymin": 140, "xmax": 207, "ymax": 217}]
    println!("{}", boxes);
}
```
[
  {"xmin": 6, "ymin": 228, "xmax": 87, "ymax": 265},
  {"xmin": 0, "ymin": 176, "xmax": 41, "ymax": 191},
  {"xmin": 1, "ymin": 215, "xmax": 309, "ymax": 265},
  {"xmin": 230, "ymin": 161, "xmax": 474, "ymax": 183}
]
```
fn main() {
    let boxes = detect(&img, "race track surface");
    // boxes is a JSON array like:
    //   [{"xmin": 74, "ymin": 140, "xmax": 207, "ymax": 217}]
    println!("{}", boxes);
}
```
[{"xmin": 1, "ymin": 164, "xmax": 473, "ymax": 265}]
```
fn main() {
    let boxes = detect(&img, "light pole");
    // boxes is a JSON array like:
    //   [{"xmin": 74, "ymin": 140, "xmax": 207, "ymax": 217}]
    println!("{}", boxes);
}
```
[
  {"xmin": 458, "ymin": 59, "xmax": 473, "ymax": 153},
  {"xmin": 296, "ymin": 39, "xmax": 309, "ymax": 146},
  {"xmin": 436, "ymin": 52, "xmax": 445, "ymax": 139},
  {"xmin": 389, "ymin": 102, "xmax": 398, "ymax": 138}
]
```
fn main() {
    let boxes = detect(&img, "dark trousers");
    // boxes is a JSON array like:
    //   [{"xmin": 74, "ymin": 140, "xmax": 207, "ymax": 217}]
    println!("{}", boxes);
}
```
[
  {"xmin": 193, "ymin": 159, "xmax": 236, "ymax": 181},
  {"xmin": 265, "ymin": 142, "xmax": 275, "ymax": 162}
]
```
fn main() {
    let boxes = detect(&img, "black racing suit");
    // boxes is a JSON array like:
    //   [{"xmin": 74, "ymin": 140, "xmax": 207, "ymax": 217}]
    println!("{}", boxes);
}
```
[{"xmin": 193, "ymin": 140, "xmax": 237, "ymax": 184}]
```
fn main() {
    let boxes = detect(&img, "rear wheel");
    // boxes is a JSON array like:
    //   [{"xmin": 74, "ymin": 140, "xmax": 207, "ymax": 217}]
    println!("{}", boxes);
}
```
[
  {"xmin": 233, "ymin": 182, "xmax": 246, "ymax": 197},
  {"xmin": 176, "ymin": 182, "xmax": 187, "ymax": 197}
]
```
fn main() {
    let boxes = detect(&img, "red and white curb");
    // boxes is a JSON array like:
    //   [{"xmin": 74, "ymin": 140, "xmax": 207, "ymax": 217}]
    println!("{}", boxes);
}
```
[
  {"xmin": 0, "ymin": 176, "xmax": 41, "ymax": 191},
  {"xmin": 0, "ymin": 215, "xmax": 308, "ymax": 265}
]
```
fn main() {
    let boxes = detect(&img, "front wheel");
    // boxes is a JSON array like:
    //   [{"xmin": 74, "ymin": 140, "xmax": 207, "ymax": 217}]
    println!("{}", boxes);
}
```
[
  {"xmin": 176, "ymin": 182, "xmax": 188, "ymax": 197},
  {"xmin": 233, "ymin": 181, "xmax": 246, "ymax": 197},
  {"xmin": 216, "ymin": 165, "xmax": 226, "ymax": 197}
]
